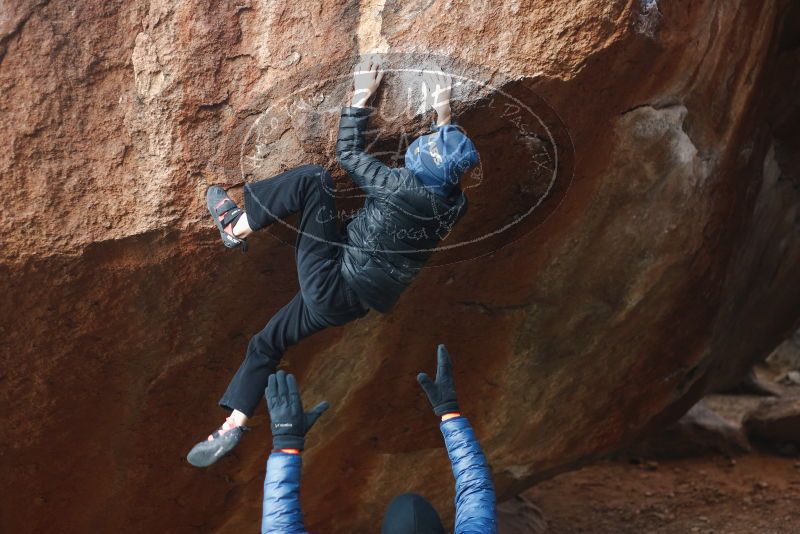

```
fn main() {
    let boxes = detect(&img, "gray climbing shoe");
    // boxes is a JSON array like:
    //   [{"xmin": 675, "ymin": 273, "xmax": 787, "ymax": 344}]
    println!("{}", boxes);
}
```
[
  {"xmin": 187, "ymin": 416, "xmax": 248, "ymax": 467},
  {"xmin": 206, "ymin": 185, "xmax": 248, "ymax": 251}
]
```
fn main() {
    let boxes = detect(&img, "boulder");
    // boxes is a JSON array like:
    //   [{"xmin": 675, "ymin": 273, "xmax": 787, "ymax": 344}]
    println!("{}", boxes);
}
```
[
  {"xmin": 497, "ymin": 496, "xmax": 548, "ymax": 534},
  {"xmin": 628, "ymin": 400, "xmax": 751, "ymax": 458},
  {"xmin": 2, "ymin": 0, "xmax": 800, "ymax": 532},
  {"xmin": 745, "ymin": 398, "xmax": 800, "ymax": 445}
]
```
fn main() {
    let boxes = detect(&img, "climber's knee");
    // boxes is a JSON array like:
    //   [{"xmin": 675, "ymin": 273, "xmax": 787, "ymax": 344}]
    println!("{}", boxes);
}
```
[
  {"xmin": 294, "ymin": 164, "xmax": 333, "ymax": 200},
  {"xmin": 303, "ymin": 163, "xmax": 325, "ymax": 175},
  {"xmin": 280, "ymin": 164, "xmax": 331, "ymax": 196},
  {"xmin": 308, "ymin": 164, "xmax": 333, "ymax": 187},
  {"xmin": 291, "ymin": 164, "xmax": 322, "ymax": 177}
]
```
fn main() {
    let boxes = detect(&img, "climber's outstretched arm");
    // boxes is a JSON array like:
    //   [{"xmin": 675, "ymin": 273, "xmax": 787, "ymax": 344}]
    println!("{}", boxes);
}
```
[
  {"xmin": 418, "ymin": 345, "xmax": 497, "ymax": 534},
  {"xmin": 262, "ymin": 452, "xmax": 306, "ymax": 534},
  {"xmin": 440, "ymin": 415, "xmax": 496, "ymax": 534},
  {"xmin": 336, "ymin": 57, "xmax": 400, "ymax": 194},
  {"xmin": 261, "ymin": 371, "xmax": 329, "ymax": 534}
]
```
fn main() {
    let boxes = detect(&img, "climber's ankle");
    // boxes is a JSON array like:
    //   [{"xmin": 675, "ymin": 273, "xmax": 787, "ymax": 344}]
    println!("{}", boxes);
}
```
[
  {"xmin": 231, "ymin": 213, "xmax": 254, "ymax": 239},
  {"xmin": 230, "ymin": 409, "xmax": 248, "ymax": 427}
]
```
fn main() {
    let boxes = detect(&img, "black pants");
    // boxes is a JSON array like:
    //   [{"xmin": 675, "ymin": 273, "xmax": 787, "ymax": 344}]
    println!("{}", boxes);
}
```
[{"xmin": 219, "ymin": 164, "xmax": 368, "ymax": 416}]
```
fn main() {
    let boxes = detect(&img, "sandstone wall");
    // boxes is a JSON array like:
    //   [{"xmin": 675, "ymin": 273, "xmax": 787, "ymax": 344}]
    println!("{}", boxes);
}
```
[{"xmin": 1, "ymin": 0, "xmax": 798, "ymax": 532}]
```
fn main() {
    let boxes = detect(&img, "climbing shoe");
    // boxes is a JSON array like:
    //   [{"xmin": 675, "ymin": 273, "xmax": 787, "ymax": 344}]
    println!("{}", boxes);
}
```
[
  {"xmin": 187, "ymin": 416, "xmax": 248, "ymax": 467},
  {"xmin": 206, "ymin": 185, "xmax": 248, "ymax": 251}
]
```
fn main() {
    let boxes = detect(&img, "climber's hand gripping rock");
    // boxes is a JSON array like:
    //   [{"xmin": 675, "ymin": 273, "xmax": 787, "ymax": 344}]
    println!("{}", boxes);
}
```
[{"xmin": 351, "ymin": 56, "xmax": 384, "ymax": 108}]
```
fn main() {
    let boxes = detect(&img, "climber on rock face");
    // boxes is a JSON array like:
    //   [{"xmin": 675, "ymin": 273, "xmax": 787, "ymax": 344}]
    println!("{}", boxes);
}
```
[
  {"xmin": 187, "ymin": 59, "xmax": 480, "ymax": 467},
  {"xmin": 260, "ymin": 345, "xmax": 497, "ymax": 534}
]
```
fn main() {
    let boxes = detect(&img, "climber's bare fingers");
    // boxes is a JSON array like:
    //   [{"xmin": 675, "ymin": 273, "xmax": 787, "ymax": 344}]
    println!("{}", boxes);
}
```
[
  {"xmin": 370, "ymin": 54, "xmax": 381, "ymax": 69},
  {"xmin": 424, "ymin": 71, "xmax": 436, "ymax": 93},
  {"xmin": 434, "ymin": 71, "xmax": 449, "ymax": 90}
]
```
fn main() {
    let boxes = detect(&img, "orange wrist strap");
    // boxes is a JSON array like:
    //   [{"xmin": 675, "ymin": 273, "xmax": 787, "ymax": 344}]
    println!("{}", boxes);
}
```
[{"xmin": 441, "ymin": 412, "xmax": 461, "ymax": 421}]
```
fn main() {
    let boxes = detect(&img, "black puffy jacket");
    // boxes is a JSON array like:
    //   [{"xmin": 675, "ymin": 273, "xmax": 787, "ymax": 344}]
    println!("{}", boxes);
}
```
[{"xmin": 336, "ymin": 106, "xmax": 468, "ymax": 313}]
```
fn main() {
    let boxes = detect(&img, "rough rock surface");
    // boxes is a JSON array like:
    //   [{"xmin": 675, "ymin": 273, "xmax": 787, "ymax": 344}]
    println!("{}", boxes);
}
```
[
  {"xmin": 2, "ymin": 1, "xmax": 800, "ymax": 532},
  {"xmin": 744, "ymin": 398, "xmax": 800, "ymax": 445},
  {"xmin": 627, "ymin": 400, "xmax": 751, "ymax": 459},
  {"xmin": 497, "ymin": 496, "xmax": 548, "ymax": 534}
]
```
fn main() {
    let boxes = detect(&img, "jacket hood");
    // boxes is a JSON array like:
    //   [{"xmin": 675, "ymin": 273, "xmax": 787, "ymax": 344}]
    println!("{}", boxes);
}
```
[{"xmin": 381, "ymin": 493, "xmax": 445, "ymax": 534}]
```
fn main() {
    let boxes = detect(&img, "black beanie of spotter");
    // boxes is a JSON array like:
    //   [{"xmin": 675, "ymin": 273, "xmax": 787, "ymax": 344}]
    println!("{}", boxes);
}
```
[{"xmin": 381, "ymin": 493, "xmax": 445, "ymax": 534}]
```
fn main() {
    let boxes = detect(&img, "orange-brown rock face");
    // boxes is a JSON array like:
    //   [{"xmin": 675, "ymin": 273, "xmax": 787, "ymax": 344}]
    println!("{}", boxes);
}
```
[{"xmin": 2, "ymin": 1, "xmax": 799, "ymax": 532}]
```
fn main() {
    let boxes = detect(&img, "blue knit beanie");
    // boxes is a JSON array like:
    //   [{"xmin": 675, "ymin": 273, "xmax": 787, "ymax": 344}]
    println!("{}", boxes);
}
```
[{"xmin": 405, "ymin": 124, "xmax": 479, "ymax": 197}]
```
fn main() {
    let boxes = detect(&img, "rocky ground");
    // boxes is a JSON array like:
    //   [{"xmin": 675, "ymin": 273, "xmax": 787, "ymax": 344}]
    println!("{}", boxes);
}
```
[
  {"xmin": 500, "ymin": 338, "xmax": 800, "ymax": 534},
  {"xmin": 526, "ymin": 453, "xmax": 800, "ymax": 534}
]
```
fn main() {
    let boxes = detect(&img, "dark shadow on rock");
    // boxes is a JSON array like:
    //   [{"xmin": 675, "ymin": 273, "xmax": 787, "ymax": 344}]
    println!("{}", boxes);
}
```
[{"xmin": 626, "ymin": 400, "xmax": 751, "ymax": 459}]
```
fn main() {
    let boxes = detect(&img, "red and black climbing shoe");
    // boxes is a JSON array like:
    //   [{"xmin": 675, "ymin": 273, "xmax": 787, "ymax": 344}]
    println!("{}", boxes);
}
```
[
  {"xmin": 187, "ymin": 416, "xmax": 248, "ymax": 467},
  {"xmin": 206, "ymin": 185, "xmax": 248, "ymax": 252}
]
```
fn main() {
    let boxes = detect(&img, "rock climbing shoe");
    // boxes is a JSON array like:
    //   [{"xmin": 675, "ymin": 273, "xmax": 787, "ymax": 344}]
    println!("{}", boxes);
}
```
[
  {"xmin": 187, "ymin": 416, "xmax": 248, "ymax": 467},
  {"xmin": 206, "ymin": 185, "xmax": 248, "ymax": 252}
]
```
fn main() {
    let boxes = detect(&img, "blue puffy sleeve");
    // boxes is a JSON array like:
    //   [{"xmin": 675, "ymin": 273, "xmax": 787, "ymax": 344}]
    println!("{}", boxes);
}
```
[
  {"xmin": 441, "ymin": 417, "xmax": 497, "ymax": 534},
  {"xmin": 261, "ymin": 452, "xmax": 308, "ymax": 534}
]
